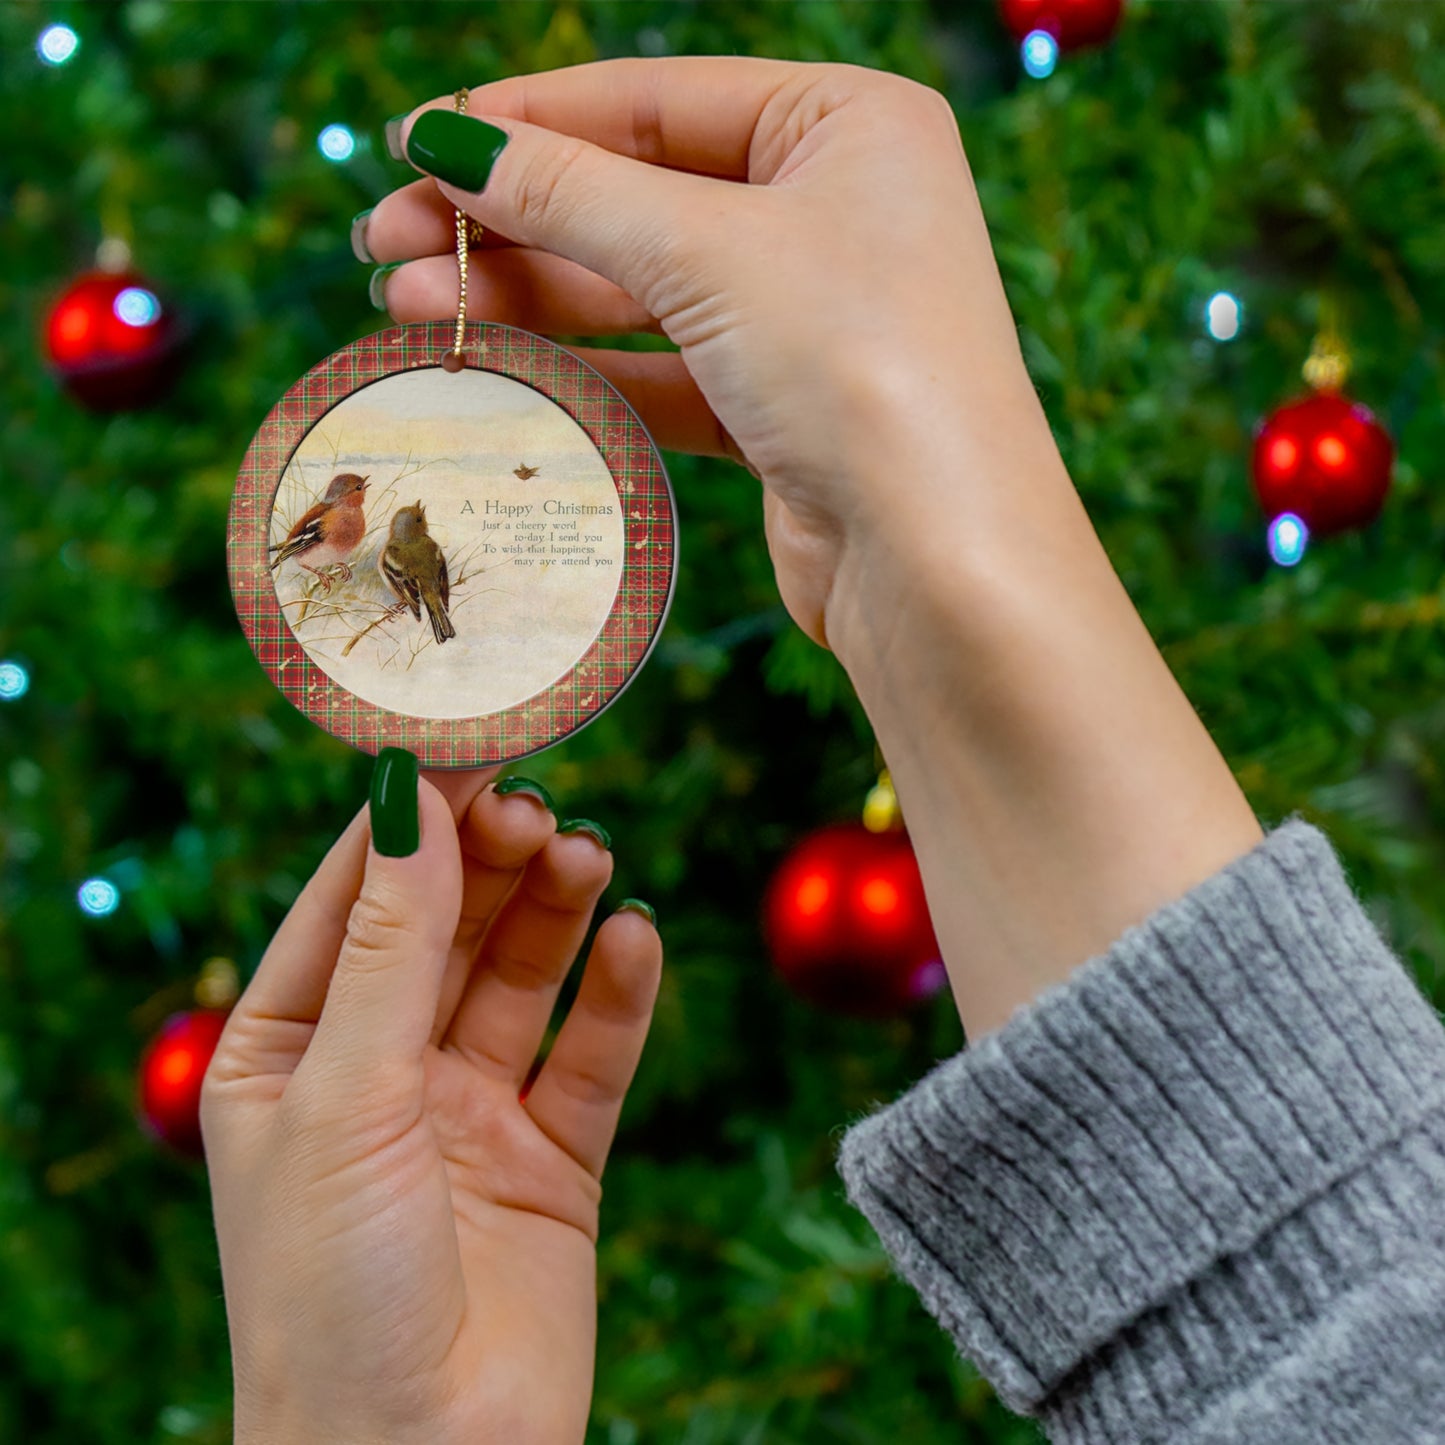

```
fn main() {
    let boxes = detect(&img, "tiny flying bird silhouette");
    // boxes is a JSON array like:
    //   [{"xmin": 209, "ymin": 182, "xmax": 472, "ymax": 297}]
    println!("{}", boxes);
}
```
[
  {"xmin": 513, "ymin": 463, "xmax": 539, "ymax": 480},
  {"xmin": 378, "ymin": 501, "xmax": 457, "ymax": 645},
  {"xmin": 269, "ymin": 473, "xmax": 369, "ymax": 590}
]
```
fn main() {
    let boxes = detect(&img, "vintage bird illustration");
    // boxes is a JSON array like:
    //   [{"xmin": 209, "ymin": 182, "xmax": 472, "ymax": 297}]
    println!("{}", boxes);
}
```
[
  {"xmin": 268, "ymin": 472, "xmax": 369, "ymax": 592},
  {"xmin": 378, "ymin": 502, "xmax": 457, "ymax": 645},
  {"xmin": 513, "ymin": 463, "xmax": 539, "ymax": 480}
]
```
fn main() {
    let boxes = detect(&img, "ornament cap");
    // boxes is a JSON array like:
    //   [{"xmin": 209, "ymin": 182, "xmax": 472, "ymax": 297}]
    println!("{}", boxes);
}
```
[
  {"xmin": 1302, "ymin": 336, "xmax": 1350, "ymax": 393},
  {"xmin": 863, "ymin": 768, "xmax": 902, "ymax": 833},
  {"xmin": 195, "ymin": 956, "xmax": 240, "ymax": 1010}
]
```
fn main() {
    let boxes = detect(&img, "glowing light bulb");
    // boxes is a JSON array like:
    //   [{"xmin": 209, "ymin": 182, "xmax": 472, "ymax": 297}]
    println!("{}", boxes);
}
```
[
  {"xmin": 1316, "ymin": 434, "xmax": 1347, "ymax": 469},
  {"xmin": 1205, "ymin": 291, "xmax": 1242, "ymax": 341},
  {"xmin": 1267, "ymin": 512, "xmax": 1309, "ymax": 567},
  {"xmin": 318, "ymin": 124, "xmax": 356, "ymax": 162},
  {"xmin": 38, "ymin": 24, "xmax": 79, "ymax": 66},
  {"xmin": 1021, "ymin": 30, "xmax": 1059, "ymax": 79},
  {"xmin": 114, "ymin": 287, "xmax": 161, "ymax": 327},
  {"xmin": 0, "ymin": 660, "xmax": 29, "ymax": 701},
  {"xmin": 78, "ymin": 877, "xmax": 121, "ymax": 917}
]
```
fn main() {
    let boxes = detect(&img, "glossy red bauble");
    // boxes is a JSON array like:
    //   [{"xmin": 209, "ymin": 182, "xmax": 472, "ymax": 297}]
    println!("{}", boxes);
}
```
[
  {"xmin": 137, "ymin": 1009, "xmax": 230, "ymax": 1157},
  {"xmin": 763, "ymin": 823, "xmax": 945, "ymax": 1017},
  {"xmin": 998, "ymin": 0, "xmax": 1125, "ymax": 49},
  {"xmin": 1251, "ymin": 392, "xmax": 1394, "ymax": 537},
  {"xmin": 44, "ymin": 270, "xmax": 181, "ymax": 410}
]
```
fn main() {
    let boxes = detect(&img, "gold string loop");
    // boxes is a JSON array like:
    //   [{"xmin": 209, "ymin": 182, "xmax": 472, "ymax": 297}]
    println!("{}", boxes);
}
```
[{"xmin": 442, "ymin": 87, "xmax": 480, "ymax": 372}]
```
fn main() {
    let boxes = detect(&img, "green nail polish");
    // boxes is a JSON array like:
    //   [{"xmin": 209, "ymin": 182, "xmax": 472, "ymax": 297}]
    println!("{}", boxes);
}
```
[
  {"xmin": 370, "ymin": 747, "xmax": 419, "ymax": 857},
  {"xmin": 494, "ymin": 775, "xmax": 556, "ymax": 812},
  {"xmin": 617, "ymin": 898, "xmax": 656, "ymax": 926},
  {"xmin": 369, "ymin": 262, "xmax": 403, "ymax": 311},
  {"xmin": 350, "ymin": 208, "xmax": 375, "ymax": 264},
  {"xmin": 384, "ymin": 113, "xmax": 408, "ymax": 162},
  {"xmin": 405, "ymin": 110, "xmax": 510, "ymax": 193},
  {"xmin": 558, "ymin": 818, "xmax": 612, "ymax": 851}
]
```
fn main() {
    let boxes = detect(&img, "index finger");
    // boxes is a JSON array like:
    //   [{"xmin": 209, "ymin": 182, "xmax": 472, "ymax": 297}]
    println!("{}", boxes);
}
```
[{"xmin": 405, "ymin": 54, "xmax": 809, "ymax": 182}]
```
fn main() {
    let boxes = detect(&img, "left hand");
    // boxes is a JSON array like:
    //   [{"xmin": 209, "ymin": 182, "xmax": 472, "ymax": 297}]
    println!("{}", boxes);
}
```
[{"xmin": 201, "ymin": 768, "xmax": 662, "ymax": 1445}]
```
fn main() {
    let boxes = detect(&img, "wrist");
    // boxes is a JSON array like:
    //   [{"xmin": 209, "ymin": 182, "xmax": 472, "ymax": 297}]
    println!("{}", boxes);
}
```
[{"xmin": 822, "ymin": 407, "xmax": 1262, "ymax": 1038}]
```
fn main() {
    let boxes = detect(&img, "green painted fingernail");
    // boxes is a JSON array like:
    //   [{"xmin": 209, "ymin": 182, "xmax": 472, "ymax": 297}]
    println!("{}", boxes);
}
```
[
  {"xmin": 350, "ymin": 208, "xmax": 375, "ymax": 264},
  {"xmin": 558, "ymin": 818, "xmax": 612, "ymax": 851},
  {"xmin": 494, "ymin": 775, "xmax": 556, "ymax": 812},
  {"xmin": 370, "ymin": 748, "xmax": 419, "ymax": 857},
  {"xmin": 405, "ymin": 110, "xmax": 510, "ymax": 192},
  {"xmin": 369, "ymin": 262, "xmax": 403, "ymax": 311},
  {"xmin": 617, "ymin": 898, "xmax": 656, "ymax": 926},
  {"xmin": 384, "ymin": 113, "xmax": 408, "ymax": 161}
]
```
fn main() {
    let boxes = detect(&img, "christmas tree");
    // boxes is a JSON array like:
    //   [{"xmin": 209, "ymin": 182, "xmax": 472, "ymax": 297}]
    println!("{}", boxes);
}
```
[{"xmin": 2, "ymin": 3, "xmax": 1442, "ymax": 1441}]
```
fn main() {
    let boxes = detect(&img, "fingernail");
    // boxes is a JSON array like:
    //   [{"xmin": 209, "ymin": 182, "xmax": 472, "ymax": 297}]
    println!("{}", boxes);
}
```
[
  {"xmin": 493, "ymin": 775, "xmax": 556, "ymax": 812},
  {"xmin": 558, "ymin": 818, "xmax": 612, "ymax": 851},
  {"xmin": 384, "ymin": 113, "xmax": 409, "ymax": 162},
  {"xmin": 405, "ymin": 110, "xmax": 510, "ymax": 193},
  {"xmin": 369, "ymin": 262, "xmax": 403, "ymax": 311},
  {"xmin": 617, "ymin": 898, "xmax": 656, "ymax": 926},
  {"xmin": 350, "ymin": 208, "xmax": 375, "ymax": 264},
  {"xmin": 370, "ymin": 747, "xmax": 420, "ymax": 857}
]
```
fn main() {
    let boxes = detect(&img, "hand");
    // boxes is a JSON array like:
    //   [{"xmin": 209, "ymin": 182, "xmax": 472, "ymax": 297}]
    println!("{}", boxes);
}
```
[
  {"xmin": 362, "ymin": 56, "xmax": 1047, "ymax": 652},
  {"xmin": 202, "ymin": 766, "xmax": 661, "ymax": 1445},
  {"xmin": 362, "ymin": 60, "xmax": 1262, "ymax": 1039}
]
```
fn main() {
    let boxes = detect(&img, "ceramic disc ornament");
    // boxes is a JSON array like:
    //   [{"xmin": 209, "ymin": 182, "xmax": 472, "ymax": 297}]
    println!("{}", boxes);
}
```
[{"xmin": 228, "ymin": 321, "xmax": 676, "ymax": 768}]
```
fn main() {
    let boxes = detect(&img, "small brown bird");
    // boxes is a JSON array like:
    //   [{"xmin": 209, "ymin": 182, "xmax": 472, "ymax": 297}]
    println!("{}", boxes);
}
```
[
  {"xmin": 269, "ymin": 473, "xmax": 369, "ymax": 590},
  {"xmin": 378, "ymin": 502, "xmax": 456, "ymax": 645},
  {"xmin": 513, "ymin": 463, "xmax": 539, "ymax": 480}
]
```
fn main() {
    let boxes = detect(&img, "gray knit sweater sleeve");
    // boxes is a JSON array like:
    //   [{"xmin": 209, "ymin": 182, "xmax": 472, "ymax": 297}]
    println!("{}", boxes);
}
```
[{"xmin": 836, "ymin": 820, "xmax": 1445, "ymax": 1443}]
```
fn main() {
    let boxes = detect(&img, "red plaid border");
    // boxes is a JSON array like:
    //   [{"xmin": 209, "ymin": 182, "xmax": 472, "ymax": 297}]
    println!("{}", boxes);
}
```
[{"xmin": 227, "ymin": 321, "xmax": 677, "ymax": 767}]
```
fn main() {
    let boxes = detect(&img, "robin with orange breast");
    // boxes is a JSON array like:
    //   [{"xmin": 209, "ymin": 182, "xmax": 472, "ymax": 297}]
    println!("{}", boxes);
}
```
[
  {"xmin": 269, "ymin": 473, "xmax": 369, "ymax": 592},
  {"xmin": 378, "ymin": 502, "xmax": 457, "ymax": 645}
]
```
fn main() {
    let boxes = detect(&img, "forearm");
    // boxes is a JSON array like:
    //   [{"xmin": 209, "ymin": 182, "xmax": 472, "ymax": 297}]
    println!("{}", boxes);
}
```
[{"xmin": 826, "ymin": 380, "xmax": 1262, "ymax": 1039}]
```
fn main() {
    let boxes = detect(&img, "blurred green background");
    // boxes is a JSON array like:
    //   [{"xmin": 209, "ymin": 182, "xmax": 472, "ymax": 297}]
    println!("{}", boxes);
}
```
[{"xmin": 2, "ymin": 2, "xmax": 1443, "ymax": 1441}]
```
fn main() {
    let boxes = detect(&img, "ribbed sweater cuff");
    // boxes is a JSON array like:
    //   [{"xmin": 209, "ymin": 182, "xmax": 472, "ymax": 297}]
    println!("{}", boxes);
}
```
[{"xmin": 836, "ymin": 820, "xmax": 1445, "ymax": 1430}]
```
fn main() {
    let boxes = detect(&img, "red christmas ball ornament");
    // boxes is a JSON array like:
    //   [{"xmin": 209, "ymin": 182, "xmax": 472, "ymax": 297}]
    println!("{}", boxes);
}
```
[
  {"xmin": 764, "ymin": 822, "xmax": 945, "ymax": 1017},
  {"xmin": 44, "ymin": 269, "xmax": 182, "ymax": 410},
  {"xmin": 998, "ymin": 0, "xmax": 1124, "ymax": 50},
  {"xmin": 137, "ymin": 1009, "xmax": 230, "ymax": 1157},
  {"xmin": 1251, "ymin": 391, "xmax": 1394, "ymax": 537}
]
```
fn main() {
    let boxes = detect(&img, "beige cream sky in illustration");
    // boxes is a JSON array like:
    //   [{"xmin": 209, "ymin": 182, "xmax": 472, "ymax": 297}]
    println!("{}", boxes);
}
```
[{"xmin": 270, "ymin": 366, "xmax": 624, "ymax": 719}]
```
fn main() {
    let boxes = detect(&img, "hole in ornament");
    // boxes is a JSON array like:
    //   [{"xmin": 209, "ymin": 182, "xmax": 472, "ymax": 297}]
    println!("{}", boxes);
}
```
[
  {"xmin": 442, "ymin": 350, "xmax": 467, "ymax": 373},
  {"xmin": 1316, "ymin": 434, "xmax": 1347, "ymax": 469}
]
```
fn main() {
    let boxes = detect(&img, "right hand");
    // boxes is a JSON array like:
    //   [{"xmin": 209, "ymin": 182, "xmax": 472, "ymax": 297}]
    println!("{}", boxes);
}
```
[{"xmin": 362, "ymin": 57, "xmax": 1058, "ymax": 652}]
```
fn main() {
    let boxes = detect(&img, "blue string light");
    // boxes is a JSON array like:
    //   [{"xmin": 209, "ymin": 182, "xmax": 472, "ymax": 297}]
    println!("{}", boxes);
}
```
[
  {"xmin": 0, "ymin": 660, "xmax": 28, "ymax": 701},
  {"xmin": 114, "ymin": 287, "xmax": 162, "ymax": 328},
  {"xmin": 1021, "ymin": 30, "xmax": 1059, "ymax": 79},
  {"xmin": 318, "ymin": 124, "xmax": 357, "ymax": 162},
  {"xmin": 1205, "ymin": 291, "xmax": 1243, "ymax": 342},
  {"xmin": 1267, "ymin": 512, "xmax": 1309, "ymax": 567},
  {"xmin": 78, "ymin": 878, "xmax": 121, "ymax": 918},
  {"xmin": 37, "ymin": 24, "xmax": 79, "ymax": 66}
]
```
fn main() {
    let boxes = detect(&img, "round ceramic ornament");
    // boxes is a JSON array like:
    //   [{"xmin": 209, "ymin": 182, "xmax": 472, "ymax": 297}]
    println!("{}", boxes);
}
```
[{"xmin": 228, "ymin": 316, "xmax": 676, "ymax": 768}]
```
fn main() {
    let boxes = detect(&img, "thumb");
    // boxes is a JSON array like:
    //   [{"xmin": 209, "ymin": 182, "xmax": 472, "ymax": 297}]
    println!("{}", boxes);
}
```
[
  {"xmin": 397, "ymin": 105, "xmax": 744, "ymax": 315},
  {"xmin": 302, "ymin": 750, "xmax": 463, "ymax": 1089}
]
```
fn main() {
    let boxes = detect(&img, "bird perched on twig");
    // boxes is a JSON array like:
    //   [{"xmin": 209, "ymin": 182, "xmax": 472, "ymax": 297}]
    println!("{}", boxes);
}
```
[
  {"xmin": 378, "ymin": 502, "xmax": 457, "ymax": 645},
  {"xmin": 268, "ymin": 473, "xmax": 369, "ymax": 592}
]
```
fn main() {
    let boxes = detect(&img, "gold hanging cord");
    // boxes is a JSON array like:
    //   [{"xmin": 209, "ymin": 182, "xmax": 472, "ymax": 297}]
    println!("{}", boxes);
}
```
[
  {"xmin": 1302, "ymin": 293, "xmax": 1350, "ymax": 393},
  {"xmin": 443, "ymin": 88, "xmax": 482, "ymax": 371}
]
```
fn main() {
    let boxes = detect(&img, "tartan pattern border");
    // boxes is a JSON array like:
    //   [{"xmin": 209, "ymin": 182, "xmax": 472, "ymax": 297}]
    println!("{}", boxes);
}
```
[{"xmin": 227, "ymin": 321, "xmax": 677, "ymax": 768}]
